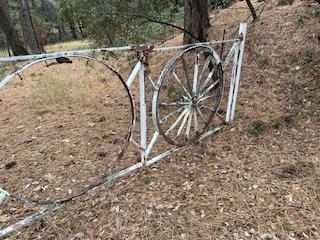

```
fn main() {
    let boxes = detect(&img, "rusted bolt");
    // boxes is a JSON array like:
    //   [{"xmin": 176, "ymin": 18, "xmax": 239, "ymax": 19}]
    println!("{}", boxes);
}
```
[
  {"xmin": 132, "ymin": 44, "xmax": 154, "ymax": 53},
  {"xmin": 238, "ymin": 33, "xmax": 244, "ymax": 42}
]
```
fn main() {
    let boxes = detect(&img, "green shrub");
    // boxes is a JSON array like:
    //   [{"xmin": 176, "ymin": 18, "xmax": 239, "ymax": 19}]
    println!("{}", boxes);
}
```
[
  {"xmin": 143, "ymin": 175, "xmax": 155, "ymax": 185},
  {"xmin": 283, "ymin": 219, "xmax": 293, "ymax": 232},
  {"xmin": 296, "ymin": 14, "xmax": 310, "ymax": 28},
  {"xmin": 286, "ymin": 0, "xmax": 295, "ymax": 5},
  {"xmin": 278, "ymin": 0, "xmax": 295, "ymax": 5},
  {"xmin": 301, "ymin": 49, "xmax": 315, "ymax": 69},
  {"xmin": 315, "ymin": 5, "xmax": 320, "ymax": 17},
  {"xmin": 250, "ymin": 120, "xmax": 263, "ymax": 137},
  {"xmin": 210, "ymin": 0, "xmax": 236, "ymax": 9}
]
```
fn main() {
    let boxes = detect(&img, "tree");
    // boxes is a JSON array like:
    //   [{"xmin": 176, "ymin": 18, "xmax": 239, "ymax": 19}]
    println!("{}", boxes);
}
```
[
  {"xmin": 245, "ymin": 0, "xmax": 257, "ymax": 22},
  {"xmin": 183, "ymin": 0, "xmax": 210, "ymax": 44},
  {"xmin": 18, "ymin": 0, "xmax": 41, "ymax": 54},
  {"xmin": 0, "ymin": 0, "xmax": 29, "ymax": 55},
  {"xmin": 59, "ymin": 0, "xmax": 78, "ymax": 40}
]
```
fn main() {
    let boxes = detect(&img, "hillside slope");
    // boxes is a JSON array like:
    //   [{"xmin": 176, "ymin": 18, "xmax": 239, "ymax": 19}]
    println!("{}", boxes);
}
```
[{"xmin": 1, "ymin": 0, "xmax": 319, "ymax": 239}]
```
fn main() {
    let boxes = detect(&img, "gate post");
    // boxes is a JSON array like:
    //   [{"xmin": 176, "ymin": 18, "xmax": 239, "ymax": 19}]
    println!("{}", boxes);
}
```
[
  {"xmin": 139, "ymin": 53, "xmax": 147, "ymax": 164},
  {"xmin": 226, "ymin": 21, "xmax": 247, "ymax": 123}
]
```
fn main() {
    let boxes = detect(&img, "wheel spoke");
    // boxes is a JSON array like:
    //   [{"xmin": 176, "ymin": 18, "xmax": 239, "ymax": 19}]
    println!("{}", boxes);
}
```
[
  {"xmin": 196, "ymin": 107, "xmax": 205, "ymax": 121},
  {"xmin": 199, "ymin": 93, "xmax": 216, "ymax": 103},
  {"xmin": 165, "ymin": 107, "xmax": 189, "ymax": 134},
  {"xmin": 193, "ymin": 108, "xmax": 198, "ymax": 133},
  {"xmin": 160, "ymin": 106, "xmax": 186, "ymax": 123},
  {"xmin": 199, "ymin": 79, "xmax": 221, "ymax": 99},
  {"xmin": 160, "ymin": 101, "xmax": 189, "ymax": 107},
  {"xmin": 193, "ymin": 52, "xmax": 200, "ymax": 95},
  {"xmin": 186, "ymin": 108, "xmax": 193, "ymax": 138},
  {"xmin": 201, "ymin": 65, "xmax": 217, "ymax": 91},
  {"xmin": 177, "ymin": 108, "xmax": 191, "ymax": 136},
  {"xmin": 172, "ymin": 71, "xmax": 192, "ymax": 98},
  {"xmin": 199, "ymin": 56, "xmax": 213, "ymax": 89},
  {"xmin": 182, "ymin": 57, "xmax": 193, "ymax": 94}
]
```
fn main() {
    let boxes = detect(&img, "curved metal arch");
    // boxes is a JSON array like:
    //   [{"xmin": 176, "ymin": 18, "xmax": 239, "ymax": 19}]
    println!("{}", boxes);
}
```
[{"xmin": 0, "ymin": 55, "xmax": 136, "ymax": 205}]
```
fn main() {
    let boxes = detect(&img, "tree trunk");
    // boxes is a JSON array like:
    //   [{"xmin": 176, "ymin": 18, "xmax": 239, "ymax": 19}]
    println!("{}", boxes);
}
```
[
  {"xmin": 245, "ymin": 0, "xmax": 257, "ymax": 21},
  {"xmin": 59, "ymin": 24, "xmax": 68, "ymax": 41},
  {"xmin": 0, "ymin": 0, "xmax": 29, "ymax": 55},
  {"xmin": 183, "ymin": 0, "xmax": 210, "ymax": 44},
  {"xmin": 6, "ymin": 40, "xmax": 11, "ymax": 56},
  {"xmin": 200, "ymin": 0, "xmax": 210, "ymax": 28},
  {"xmin": 69, "ymin": 22, "xmax": 78, "ymax": 40},
  {"xmin": 28, "ymin": 0, "xmax": 46, "ymax": 51},
  {"xmin": 174, "ymin": 0, "xmax": 180, "ymax": 11},
  {"xmin": 18, "ymin": 0, "xmax": 40, "ymax": 54},
  {"xmin": 78, "ymin": 21, "xmax": 86, "ymax": 38}
]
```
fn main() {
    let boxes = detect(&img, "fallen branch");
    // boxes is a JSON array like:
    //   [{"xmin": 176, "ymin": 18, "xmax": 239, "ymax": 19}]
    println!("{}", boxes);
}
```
[
  {"xmin": 113, "ymin": 12, "xmax": 201, "ymax": 42},
  {"xmin": 245, "ymin": 0, "xmax": 258, "ymax": 21}
]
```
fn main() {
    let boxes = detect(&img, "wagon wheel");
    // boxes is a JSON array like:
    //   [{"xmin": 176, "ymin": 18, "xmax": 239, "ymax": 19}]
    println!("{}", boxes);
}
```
[{"xmin": 152, "ymin": 45, "xmax": 224, "ymax": 146}]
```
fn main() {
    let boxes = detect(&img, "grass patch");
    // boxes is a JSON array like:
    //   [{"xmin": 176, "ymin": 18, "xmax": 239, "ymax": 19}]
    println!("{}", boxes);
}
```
[
  {"xmin": 296, "ymin": 14, "xmax": 310, "ymax": 28},
  {"xmin": 277, "ymin": 0, "xmax": 295, "ymax": 5},
  {"xmin": 45, "ymin": 39, "xmax": 93, "ymax": 53},
  {"xmin": 31, "ymin": 73, "xmax": 89, "ymax": 106},
  {"xmin": 143, "ymin": 175, "xmax": 155, "ymax": 185},
  {"xmin": 301, "ymin": 49, "xmax": 315, "ymax": 69},
  {"xmin": 250, "ymin": 120, "xmax": 264, "ymax": 137},
  {"xmin": 283, "ymin": 219, "xmax": 293, "ymax": 232},
  {"xmin": 314, "ymin": 5, "xmax": 320, "ymax": 17},
  {"xmin": 286, "ymin": 0, "xmax": 295, "ymax": 5},
  {"xmin": 0, "ymin": 49, "xmax": 8, "ymax": 57}
]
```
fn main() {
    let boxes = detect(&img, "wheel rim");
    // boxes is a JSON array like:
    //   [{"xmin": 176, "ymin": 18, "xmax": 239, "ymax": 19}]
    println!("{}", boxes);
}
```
[{"xmin": 153, "ymin": 46, "xmax": 224, "ymax": 146}]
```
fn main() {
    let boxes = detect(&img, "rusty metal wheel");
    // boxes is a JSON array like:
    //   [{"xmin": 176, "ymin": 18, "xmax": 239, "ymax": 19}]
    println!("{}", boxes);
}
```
[{"xmin": 152, "ymin": 45, "xmax": 224, "ymax": 146}]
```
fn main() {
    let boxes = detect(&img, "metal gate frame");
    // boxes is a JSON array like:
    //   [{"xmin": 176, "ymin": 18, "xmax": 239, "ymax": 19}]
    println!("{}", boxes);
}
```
[{"xmin": 0, "ymin": 22, "xmax": 247, "ymax": 238}]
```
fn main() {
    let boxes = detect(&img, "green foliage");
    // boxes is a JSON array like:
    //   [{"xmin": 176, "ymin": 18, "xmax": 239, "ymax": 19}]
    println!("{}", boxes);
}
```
[
  {"xmin": 277, "ymin": 0, "xmax": 295, "ymax": 5},
  {"xmin": 209, "ymin": 0, "xmax": 236, "ymax": 9},
  {"xmin": 286, "ymin": 0, "xmax": 295, "ymax": 5},
  {"xmin": 217, "ymin": 228, "xmax": 227, "ymax": 236},
  {"xmin": 283, "ymin": 219, "xmax": 293, "ymax": 232},
  {"xmin": 143, "ymin": 175, "xmax": 154, "ymax": 185},
  {"xmin": 54, "ymin": 0, "xmax": 183, "ymax": 46},
  {"xmin": 250, "ymin": 120, "xmax": 263, "ymax": 137},
  {"xmin": 301, "ymin": 49, "xmax": 315, "ymax": 69},
  {"xmin": 116, "ymin": 7, "xmax": 184, "ymax": 45},
  {"xmin": 296, "ymin": 14, "xmax": 310, "ymax": 28},
  {"xmin": 315, "ymin": 5, "xmax": 320, "ymax": 17}
]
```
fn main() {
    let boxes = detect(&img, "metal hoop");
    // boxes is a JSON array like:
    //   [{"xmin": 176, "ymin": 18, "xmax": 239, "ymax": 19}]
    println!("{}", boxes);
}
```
[
  {"xmin": 0, "ymin": 55, "xmax": 136, "ymax": 205},
  {"xmin": 152, "ymin": 45, "xmax": 224, "ymax": 146}
]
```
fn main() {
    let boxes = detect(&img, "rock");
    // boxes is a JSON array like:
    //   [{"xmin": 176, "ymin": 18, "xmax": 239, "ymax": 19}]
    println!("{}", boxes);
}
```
[
  {"xmin": 74, "ymin": 232, "xmax": 85, "ymax": 239},
  {"xmin": 111, "ymin": 206, "xmax": 120, "ymax": 213},
  {"xmin": 285, "ymin": 194, "xmax": 294, "ymax": 205},
  {"xmin": 4, "ymin": 161, "xmax": 17, "ymax": 170},
  {"xmin": 260, "ymin": 233, "xmax": 278, "ymax": 240}
]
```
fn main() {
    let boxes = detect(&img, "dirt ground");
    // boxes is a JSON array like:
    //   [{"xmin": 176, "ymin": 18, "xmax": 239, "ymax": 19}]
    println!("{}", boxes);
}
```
[{"xmin": 0, "ymin": 0, "xmax": 320, "ymax": 239}]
